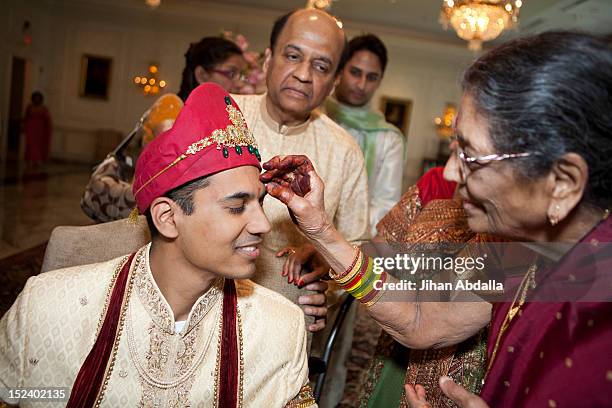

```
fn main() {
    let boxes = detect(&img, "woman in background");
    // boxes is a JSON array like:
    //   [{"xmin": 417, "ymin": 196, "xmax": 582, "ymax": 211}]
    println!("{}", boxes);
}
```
[
  {"xmin": 178, "ymin": 36, "xmax": 247, "ymax": 100},
  {"xmin": 23, "ymin": 91, "xmax": 52, "ymax": 169}
]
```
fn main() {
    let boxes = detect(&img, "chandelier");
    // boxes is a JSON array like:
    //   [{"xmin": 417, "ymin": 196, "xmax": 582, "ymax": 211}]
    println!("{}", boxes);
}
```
[
  {"xmin": 440, "ymin": 0, "xmax": 521, "ymax": 51},
  {"xmin": 306, "ymin": 0, "xmax": 332, "ymax": 10}
]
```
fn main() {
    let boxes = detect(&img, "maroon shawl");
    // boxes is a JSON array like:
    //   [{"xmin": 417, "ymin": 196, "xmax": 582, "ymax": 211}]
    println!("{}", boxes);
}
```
[
  {"xmin": 67, "ymin": 253, "xmax": 135, "ymax": 408},
  {"xmin": 481, "ymin": 217, "xmax": 612, "ymax": 406}
]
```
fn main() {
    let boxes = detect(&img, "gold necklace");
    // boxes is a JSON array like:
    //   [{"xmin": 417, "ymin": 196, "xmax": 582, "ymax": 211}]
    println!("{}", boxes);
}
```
[{"xmin": 485, "ymin": 263, "xmax": 537, "ymax": 378}]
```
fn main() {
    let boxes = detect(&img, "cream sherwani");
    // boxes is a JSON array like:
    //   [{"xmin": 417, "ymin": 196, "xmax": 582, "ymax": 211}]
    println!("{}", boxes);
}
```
[
  {"xmin": 0, "ymin": 244, "xmax": 315, "ymax": 407},
  {"xmin": 231, "ymin": 93, "xmax": 370, "ymax": 305}
]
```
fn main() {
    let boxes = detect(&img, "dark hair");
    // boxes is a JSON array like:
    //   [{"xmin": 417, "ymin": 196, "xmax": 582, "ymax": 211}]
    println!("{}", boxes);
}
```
[
  {"xmin": 178, "ymin": 37, "xmax": 243, "ymax": 101},
  {"xmin": 269, "ymin": 9, "xmax": 349, "ymax": 74},
  {"xmin": 31, "ymin": 91, "xmax": 44, "ymax": 104},
  {"xmin": 462, "ymin": 31, "xmax": 612, "ymax": 210},
  {"xmin": 146, "ymin": 176, "xmax": 210, "ymax": 237},
  {"xmin": 344, "ymin": 34, "xmax": 388, "ymax": 73}
]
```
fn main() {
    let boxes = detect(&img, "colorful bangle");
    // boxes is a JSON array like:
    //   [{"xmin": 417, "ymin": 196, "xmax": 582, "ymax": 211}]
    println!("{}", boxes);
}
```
[
  {"xmin": 363, "ymin": 285, "xmax": 386, "ymax": 307},
  {"xmin": 344, "ymin": 255, "xmax": 370, "ymax": 291},
  {"xmin": 360, "ymin": 271, "xmax": 387, "ymax": 305},
  {"xmin": 331, "ymin": 246, "xmax": 362, "ymax": 282},
  {"xmin": 348, "ymin": 258, "xmax": 376, "ymax": 297},
  {"xmin": 350, "ymin": 261, "xmax": 378, "ymax": 299}
]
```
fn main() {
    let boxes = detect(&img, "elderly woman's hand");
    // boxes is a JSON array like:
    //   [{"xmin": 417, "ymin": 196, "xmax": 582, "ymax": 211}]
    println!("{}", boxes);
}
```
[
  {"xmin": 260, "ymin": 155, "xmax": 333, "ymax": 240},
  {"xmin": 404, "ymin": 377, "xmax": 489, "ymax": 408}
]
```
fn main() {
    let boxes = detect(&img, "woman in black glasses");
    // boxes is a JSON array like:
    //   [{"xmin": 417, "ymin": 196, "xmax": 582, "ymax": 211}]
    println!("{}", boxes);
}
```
[{"xmin": 178, "ymin": 36, "xmax": 248, "ymax": 99}]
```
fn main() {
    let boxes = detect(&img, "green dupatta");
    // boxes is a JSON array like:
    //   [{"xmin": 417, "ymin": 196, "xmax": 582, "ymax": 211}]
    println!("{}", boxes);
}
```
[{"xmin": 324, "ymin": 97, "xmax": 405, "ymax": 176}]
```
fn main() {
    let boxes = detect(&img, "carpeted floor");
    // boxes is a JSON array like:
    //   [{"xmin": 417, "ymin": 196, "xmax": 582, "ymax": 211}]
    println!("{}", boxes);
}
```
[
  {"xmin": 339, "ymin": 304, "xmax": 382, "ymax": 406},
  {"xmin": 0, "ymin": 242, "xmax": 47, "ymax": 317}
]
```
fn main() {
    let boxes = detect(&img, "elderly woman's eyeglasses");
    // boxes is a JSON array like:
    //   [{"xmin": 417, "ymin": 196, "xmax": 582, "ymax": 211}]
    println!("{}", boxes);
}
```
[
  {"xmin": 450, "ymin": 136, "xmax": 531, "ymax": 181},
  {"xmin": 210, "ymin": 68, "xmax": 248, "ymax": 83}
]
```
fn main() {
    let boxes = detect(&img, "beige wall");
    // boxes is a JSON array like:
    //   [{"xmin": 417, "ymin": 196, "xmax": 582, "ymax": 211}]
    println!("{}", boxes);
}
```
[{"xmin": 2, "ymin": 0, "xmax": 475, "ymax": 183}]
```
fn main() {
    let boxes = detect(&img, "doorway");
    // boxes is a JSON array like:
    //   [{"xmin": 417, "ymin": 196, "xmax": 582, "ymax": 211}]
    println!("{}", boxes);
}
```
[{"xmin": 4, "ymin": 57, "xmax": 27, "ymax": 181}]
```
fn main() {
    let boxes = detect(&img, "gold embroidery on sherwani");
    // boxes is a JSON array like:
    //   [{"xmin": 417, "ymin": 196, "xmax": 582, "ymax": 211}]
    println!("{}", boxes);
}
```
[
  {"xmin": 134, "ymin": 264, "xmax": 174, "ymax": 335},
  {"xmin": 129, "ymin": 298, "xmax": 220, "ymax": 406},
  {"xmin": 95, "ymin": 255, "xmax": 130, "ymax": 336},
  {"xmin": 146, "ymin": 322, "xmax": 170, "ymax": 378},
  {"xmin": 176, "ymin": 327, "xmax": 198, "ymax": 374},
  {"xmin": 127, "ymin": 245, "xmax": 224, "ymax": 407}
]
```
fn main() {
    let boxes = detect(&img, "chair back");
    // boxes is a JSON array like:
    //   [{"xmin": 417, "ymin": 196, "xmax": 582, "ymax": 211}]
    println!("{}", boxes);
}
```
[{"xmin": 41, "ymin": 216, "xmax": 150, "ymax": 272}]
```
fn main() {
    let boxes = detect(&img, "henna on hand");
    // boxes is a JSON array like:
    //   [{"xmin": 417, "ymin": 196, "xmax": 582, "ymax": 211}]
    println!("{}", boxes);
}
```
[{"xmin": 260, "ymin": 155, "xmax": 313, "ymax": 197}]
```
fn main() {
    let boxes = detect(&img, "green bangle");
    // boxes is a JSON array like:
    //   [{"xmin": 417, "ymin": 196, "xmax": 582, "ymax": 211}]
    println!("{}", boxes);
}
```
[
  {"xmin": 347, "ymin": 257, "xmax": 374, "ymax": 296},
  {"xmin": 350, "ymin": 262, "xmax": 379, "ymax": 299}
]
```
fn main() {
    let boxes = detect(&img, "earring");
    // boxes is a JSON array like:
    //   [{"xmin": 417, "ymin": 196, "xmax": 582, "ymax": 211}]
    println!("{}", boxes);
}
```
[{"xmin": 549, "ymin": 204, "xmax": 560, "ymax": 226}]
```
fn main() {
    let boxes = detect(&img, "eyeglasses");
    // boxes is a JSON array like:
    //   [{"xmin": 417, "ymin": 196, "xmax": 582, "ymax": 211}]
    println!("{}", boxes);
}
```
[
  {"xmin": 450, "ymin": 135, "xmax": 531, "ymax": 181},
  {"xmin": 210, "ymin": 68, "xmax": 248, "ymax": 82}
]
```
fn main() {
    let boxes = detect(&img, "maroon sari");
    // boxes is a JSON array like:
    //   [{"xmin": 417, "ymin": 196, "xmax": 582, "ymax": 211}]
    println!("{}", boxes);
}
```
[{"xmin": 481, "ymin": 216, "xmax": 612, "ymax": 406}]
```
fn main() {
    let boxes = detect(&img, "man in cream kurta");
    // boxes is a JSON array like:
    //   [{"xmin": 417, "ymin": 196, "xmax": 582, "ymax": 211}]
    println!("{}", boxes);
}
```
[
  {"xmin": 0, "ymin": 245, "xmax": 312, "ymax": 407},
  {"xmin": 230, "ymin": 9, "xmax": 369, "ymax": 315},
  {"xmin": 231, "ymin": 10, "xmax": 369, "ymax": 407}
]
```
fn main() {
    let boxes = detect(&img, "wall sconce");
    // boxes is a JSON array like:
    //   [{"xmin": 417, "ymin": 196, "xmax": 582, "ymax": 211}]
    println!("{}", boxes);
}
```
[
  {"xmin": 434, "ymin": 103, "xmax": 456, "ymax": 139},
  {"xmin": 133, "ymin": 64, "xmax": 166, "ymax": 96},
  {"xmin": 145, "ymin": 0, "xmax": 161, "ymax": 8}
]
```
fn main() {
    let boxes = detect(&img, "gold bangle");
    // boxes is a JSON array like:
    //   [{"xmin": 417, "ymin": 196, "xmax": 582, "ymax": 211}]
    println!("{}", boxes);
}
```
[
  {"xmin": 330, "ymin": 246, "xmax": 361, "ymax": 281},
  {"xmin": 337, "ymin": 249, "xmax": 365, "ymax": 285}
]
